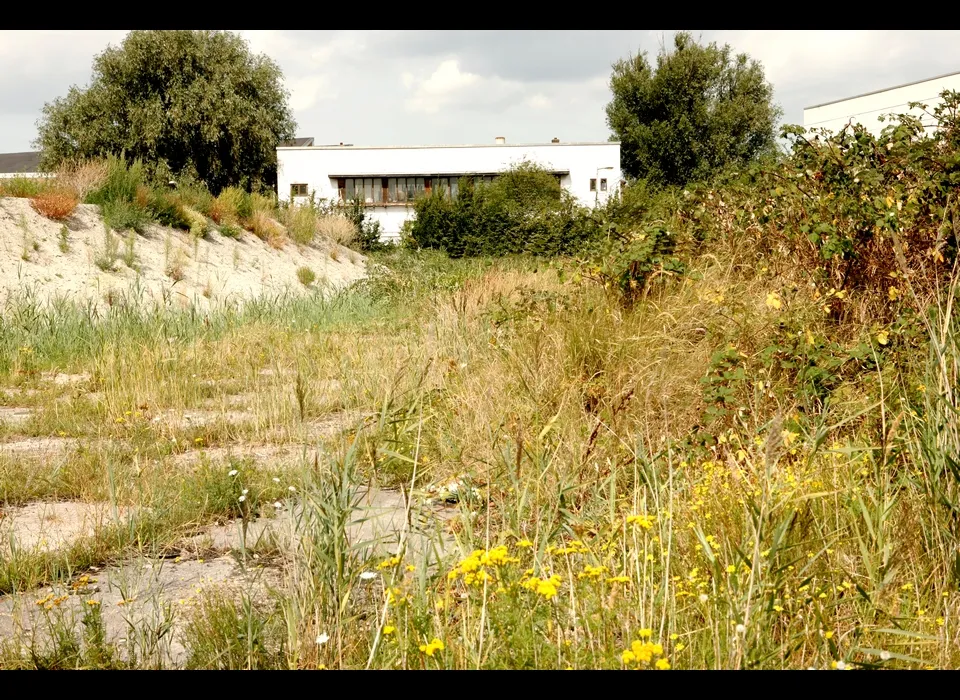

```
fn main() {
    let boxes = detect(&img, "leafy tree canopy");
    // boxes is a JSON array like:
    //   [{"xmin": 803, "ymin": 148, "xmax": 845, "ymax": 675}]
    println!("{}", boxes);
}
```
[
  {"xmin": 35, "ymin": 30, "xmax": 296, "ymax": 193},
  {"xmin": 606, "ymin": 31, "xmax": 782, "ymax": 187}
]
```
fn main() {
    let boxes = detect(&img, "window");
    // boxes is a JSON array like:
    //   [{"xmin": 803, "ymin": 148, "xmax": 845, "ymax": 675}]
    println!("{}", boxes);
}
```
[
  {"xmin": 589, "ymin": 178, "xmax": 597, "ymax": 192},
  {"xmin": 338, "ymin": 175, "xmax": 466, "ymax": 205},
  {"xmin": 291, "ymin": 183, "xmax": 308, "ymax": 197},
  {"xmin": 600, "ymin": 178, "xmax": 608, "ymax": 192}
]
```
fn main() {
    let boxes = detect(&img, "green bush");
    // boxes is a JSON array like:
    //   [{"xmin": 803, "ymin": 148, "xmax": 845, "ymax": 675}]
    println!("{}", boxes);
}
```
[
  {"xmin": 407, "ymin": 163, "xmax": 600, "ymax": 258},
  {"xmin": 296, "ymin": 266, "xmax": 316, "ymax": 286},
  {"xmin": 218, "ymin": 222, "xmax": 242, "ymax": 238},
  {"xmin": 85, "ymin": 155, "xmax": 144, "ymax": 206},
  {"xmin": 581, "ymin": 223, "xmax": 685, "ymax": 306},
  {"xmin": 147, "ymin": 190, "xmax": 191, "ymax": 230},
  {"xmin": 102, "ymin": 199, "xmax": 150, "ymax": 233}
]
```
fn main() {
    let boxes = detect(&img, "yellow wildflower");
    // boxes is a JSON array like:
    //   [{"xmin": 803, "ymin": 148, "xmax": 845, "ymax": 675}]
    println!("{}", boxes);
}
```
[
  {"xmin": 419, "ymin": 638, "xmax": 445, "ymax": 656},
  {"xmin": 655, "ymin": 658, "xmax": 671, "ymax": 670},
  {"xmin": 876, "ymin": 329, "xmax": 890, "ymax": 346},
  {"xmin": 765, "ymin": 292, "xmax": 782, "ymax": 310},
  {"xmin": 383, "ymin": 626, "xmax": 396, "ymax": 635},
  {"xmin": 627, "ymin": 514, "xmax": 655, "ymax": 530},
  {"xmin": 376, "ymin": 555, "xmax": 402, "ymax": 571}
]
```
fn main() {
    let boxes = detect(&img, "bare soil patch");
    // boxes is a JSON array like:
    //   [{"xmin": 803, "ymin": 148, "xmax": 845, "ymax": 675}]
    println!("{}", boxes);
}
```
[
  {"xmin": 0, "ymin": 555, "xmax": 280, "ymax": 667},
  {"xmin": 0, "ymin": 407, "xmax": 33, "ymax": 427},
  {"xmin": 0, "ymin": 437, "xmax": 80, "ymax": 457},
  {"xmin": 0, "ymin": 501, "xmax": 133, "ymax": 554}
]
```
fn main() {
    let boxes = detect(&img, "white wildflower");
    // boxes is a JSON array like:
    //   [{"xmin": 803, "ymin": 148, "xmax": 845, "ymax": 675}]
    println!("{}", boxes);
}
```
[
  {"xmin": 228, "ymin": 469, "xmax": 238, "ymax": 477},
  {"xmin": 238, "ymin": 495, "xmax": 246, "ymax": 502},
  {"xmin": 359, "ymin": 571, "xmax": 377, "ymax": 581},
  {"xmin": 835, "ymin": 660, "xmax": 846, "ymax": 670},
  {"xmin": 316, "ymin": 633, "xmax": 330, "ymax": 645},
  {"xmin": 880, "ymin": 651, "xmax": 891, "ymax": 661}
]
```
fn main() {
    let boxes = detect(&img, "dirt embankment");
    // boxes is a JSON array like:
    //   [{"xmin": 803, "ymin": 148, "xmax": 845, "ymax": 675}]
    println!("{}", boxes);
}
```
[{"xmin": 0, "ymin": 197, "xmax": 367, "ymax": 312}]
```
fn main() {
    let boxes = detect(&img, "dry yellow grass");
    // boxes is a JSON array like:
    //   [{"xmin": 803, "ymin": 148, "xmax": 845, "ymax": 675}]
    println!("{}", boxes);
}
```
[
  {"xmin": 0, "ymin": 249, "xmax": 957, "ymax": 670},
  {"xmin": 54, "ymin": 158, "xmax": 109, "ymax": 201},
  {"xmin": 248, "ymin": 210, "xmax": 286, "ymax": 244},
  {"xmin": 317, "ymin": 215, "xmax": 357, "ymax": 247}
]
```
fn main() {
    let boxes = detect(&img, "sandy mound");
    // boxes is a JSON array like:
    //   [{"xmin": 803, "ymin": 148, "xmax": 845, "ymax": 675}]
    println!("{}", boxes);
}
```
[{"xmin": 0, "ymin": 197, "xmax": 367, "ymax": 312}]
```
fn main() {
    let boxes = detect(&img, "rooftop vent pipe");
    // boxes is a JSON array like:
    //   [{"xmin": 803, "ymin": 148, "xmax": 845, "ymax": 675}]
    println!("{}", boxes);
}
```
[{"xmin": 495, "ymin": 136, "xmax": 506, "ymax": 145}]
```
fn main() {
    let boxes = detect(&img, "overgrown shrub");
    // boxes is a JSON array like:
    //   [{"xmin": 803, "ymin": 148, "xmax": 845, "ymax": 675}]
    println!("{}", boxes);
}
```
[
  {"xmin": 209, "ymin": 186, "xmax": 247, "ymax": 225},
  {"xmin": 102, "ymin": 199, "xmax": 150, "ymax": 233},
  {"xmin": 408, "ymin": 163, "xmax": 599, "ymax": 257},
  {"xmin": 85, "ymin": 155, "xmax": 144, "ymax": 207},
  {"xmin": 281, "ymin": 204, "xmax": 318, "ymax": 245},
  {"xmin": 183, "ymin": 206, "xmax": 210, "ymax": 238},
  {"xmin": 30, "ymin": 189, "xmax": 79, "ymax": 221},
  {"xmin": 583, "ymin": 90, "xmax": 960, "ymax": 312},
  {"xmin": 146, "ymin": 190, "xmax": 191, "ymax": 230},
  {"xmin": 218, "ymin": 222, "xmax": 242, "ymax": 238},
  {"xmin": 582, "ymin": 223, "xmax": 685, "ymax": 306}
]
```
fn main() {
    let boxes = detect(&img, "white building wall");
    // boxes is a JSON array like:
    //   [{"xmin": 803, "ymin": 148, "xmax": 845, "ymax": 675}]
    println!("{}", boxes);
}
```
[
  {"xmin": 803, "ymin": 72, "xmax": 960, "ymax": 137},
  {"xmin": 276, "ymin": 142, "xmax": 621, "ymax": 240},
  {"xmin": 0, "ymin": 173, "xmax": 50, "ymax": 179}
]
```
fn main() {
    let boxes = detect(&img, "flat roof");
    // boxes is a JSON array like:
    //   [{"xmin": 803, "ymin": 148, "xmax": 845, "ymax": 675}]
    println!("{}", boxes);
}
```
[
  {"xmin": 805, "ymin": 70, "xmax": 960, "ymax": 111},
  {"xmin": 327, "ymin": 169, "xmax": 571, "ymax": 178},
  {"xmin": 278, "ymin": 141, "xmax": 619, "ymax": 151},
  {"xmin": 0, "ymin": 151, "xmax": 41, "ymax": 174}
]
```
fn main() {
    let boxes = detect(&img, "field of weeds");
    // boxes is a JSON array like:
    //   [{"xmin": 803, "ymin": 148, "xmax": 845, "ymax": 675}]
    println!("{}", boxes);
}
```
[{"xmin": 0, "ymin": 233, "xmax": 957, "ymax": 670}]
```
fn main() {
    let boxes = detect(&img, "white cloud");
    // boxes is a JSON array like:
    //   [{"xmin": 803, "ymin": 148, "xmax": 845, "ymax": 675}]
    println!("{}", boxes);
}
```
[
  {"xmin": 240, "ymin": 31, "xmax": 367, "ymax": 111},
  {"xmin": 288, "ymin": 75, "xmax": 336, "ymax": 111},
  {"xmin": 402, "ymin": 59, "xmax": 524, "ymax": 114},
  {"xmin": 526, "ymin": 93, "xmax": 552, "ymax": 109}
]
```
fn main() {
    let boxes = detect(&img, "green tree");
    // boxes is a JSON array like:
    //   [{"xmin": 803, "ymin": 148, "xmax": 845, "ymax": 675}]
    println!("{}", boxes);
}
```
[
  {"xmin": 34, "ymin": 30, "xmax": 296, "ymax": 193},
  {"xmin": 606, "ymin": 32, "xmax": 782, "ymax": 187}
]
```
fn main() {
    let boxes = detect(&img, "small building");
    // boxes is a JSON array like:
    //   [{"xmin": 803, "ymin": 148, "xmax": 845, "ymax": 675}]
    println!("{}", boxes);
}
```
[
  {"xmin": 276, "ymin": 137, "xmax": 622, "ymax": 240},
  {"xmin": 0, "ymin": 151, "xmax": 45, "ymax": 179},
  {"xmin": 803, "ymin": 70, "xmax": 960, "ymax": 137}
]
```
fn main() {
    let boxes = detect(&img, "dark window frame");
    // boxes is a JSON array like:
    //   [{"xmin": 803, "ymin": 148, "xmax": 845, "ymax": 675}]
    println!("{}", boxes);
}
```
[
  {"xmin": 600, "ymin": 178, "xmax": 608, "ymax": 192},
  {"xmin": 337, "ymin": 174, "xmax": 487, "ymax": 205},
  {"xmin": 291, "ymin": 183, "xmax": 308, "ymax": 197},
  {"xmin": 589, "ymin": 178, "xmax": 597, "ymax": 192}
]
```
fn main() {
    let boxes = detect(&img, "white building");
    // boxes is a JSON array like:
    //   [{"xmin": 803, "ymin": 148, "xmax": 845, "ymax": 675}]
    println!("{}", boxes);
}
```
[
  {"xmin": 803, "ymin": 70, "xmax": 960, "ymax": 137},
  {"xmin": 276, "ymin": 137, "xmax": 622, "ymax": 240}
]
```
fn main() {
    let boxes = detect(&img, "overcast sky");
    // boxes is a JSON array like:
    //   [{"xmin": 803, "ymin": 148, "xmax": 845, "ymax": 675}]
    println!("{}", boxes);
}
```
[{"xmin": 2, "ymin": 30, "xmax": 960, "ymax": 153}]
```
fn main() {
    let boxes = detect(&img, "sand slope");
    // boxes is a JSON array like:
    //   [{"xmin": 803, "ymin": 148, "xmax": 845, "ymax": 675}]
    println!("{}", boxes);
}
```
[{"xmin": 0, "ymin": 197, "xmax": 367, "ymax": 312}]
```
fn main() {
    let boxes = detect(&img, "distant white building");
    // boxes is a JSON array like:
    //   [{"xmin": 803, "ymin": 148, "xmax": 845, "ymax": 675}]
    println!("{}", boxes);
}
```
[
  {"xmin": 276, "ymin": 137, "xmax": 622, "ymax": 240},
  {"xmin": 803, "ymin": 70, "xmax": 960, "ymax": 137}
]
